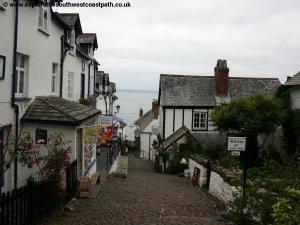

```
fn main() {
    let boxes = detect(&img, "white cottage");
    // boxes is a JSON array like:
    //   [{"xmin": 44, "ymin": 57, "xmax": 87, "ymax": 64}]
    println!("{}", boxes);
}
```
[
  {"xmin": 59, "ymin": 13, "xmax": 99, "ymax": 103},
  {"xmin": 135, "ymin": 100, "xmax": 160, "ymax": 160},
  {"xmin": 0, "ymin": 1, "xmax": 70, "ymax": 191},
  {"xmin": 20, "ymin": 96, "xmax": 100, "ymax": 184},
  {"xmin": 0, "ymin": 2, "xmax": 102, "ymax": 192},
  {"xmin": 158, "ymin": 60, "xmax": 281, "ymax": 147},
  {"xmin": 95, "ymin": 71, "xmax": 118, "ymax": 115},
  {"xmin": 285, "ymin": 72, "xmax": 300, "ymax": 110}
]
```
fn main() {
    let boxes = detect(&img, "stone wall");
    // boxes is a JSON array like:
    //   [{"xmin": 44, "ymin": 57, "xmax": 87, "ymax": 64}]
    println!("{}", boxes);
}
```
[
  {"xmin": 188, "ymin": 157, "xmax": 241, "ymax": 205},
  {"xmin": 188, "ymin": 158, "xmax": 207, "ymax": 187},
  {"xmin": 208, "ymin": 170, "xmax": 240, "ymax": 203}
]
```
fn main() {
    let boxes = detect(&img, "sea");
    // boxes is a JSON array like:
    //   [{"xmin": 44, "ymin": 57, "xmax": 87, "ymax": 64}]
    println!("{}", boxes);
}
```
[{"xmin": 115, "ymin": 89, "xmax": 158, "ymax": 141}]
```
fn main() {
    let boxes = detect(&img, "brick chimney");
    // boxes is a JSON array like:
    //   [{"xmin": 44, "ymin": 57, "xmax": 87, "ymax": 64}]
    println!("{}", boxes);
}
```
[
  {"xmin": 152, "ymin": 99, "xmax": 159, "ymax": 119},
  {"xmin": 214, "ymin": 59, "xmax": 229, "ymax": 96}
]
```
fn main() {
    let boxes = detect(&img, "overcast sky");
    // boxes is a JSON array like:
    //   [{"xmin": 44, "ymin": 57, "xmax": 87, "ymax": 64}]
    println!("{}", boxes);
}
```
[{"xmin": 58, "ymin": 0, "xmax": 300, "ymax": 91}]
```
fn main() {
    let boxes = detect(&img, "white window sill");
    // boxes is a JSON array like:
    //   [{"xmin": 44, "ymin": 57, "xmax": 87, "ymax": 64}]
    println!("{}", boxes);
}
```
[
  {"xmin": 38, "ymin": 27, "xmax": 50, "ymax": 36},
  {"xmin": 192, "ymin": 127, "xmax": 207, "ymax": 131}
]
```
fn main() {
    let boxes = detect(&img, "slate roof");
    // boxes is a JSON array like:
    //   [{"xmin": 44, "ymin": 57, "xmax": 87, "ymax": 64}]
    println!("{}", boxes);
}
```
[
  {"xmin": 59, "ymin": 13, "xmax": 82, "ymax": 33},
  {"xmin": 21, "ymin": 96, "xmax": 101, "ymax": 126},
  {"xmin": 134, "ymin": 110, "xmax": 155, "ymax": 131},
  {"xmin": 162, "ymin": 126, "xmax": 190, "ymax": 149},
  {"xmin": 76, "ymin": 45, "xmax": 91, "ymax": 60},
  {"xmin": 77, "ymin": 33, "xmax": 98, "ymax": 49},
  {"xmin": 159, "ymin": 74, "xmax": 280, "ymax": 107},
  {"xmin": 119, "ymin": 121, "xmax": 127, "ymax": 128},
  {"xmin": 96, "ymin": 71, "xmax": 104, "ymax": 84},
  {"xmin": 286, "ymin": 72, "xmax": 300, "ymax": 85}
]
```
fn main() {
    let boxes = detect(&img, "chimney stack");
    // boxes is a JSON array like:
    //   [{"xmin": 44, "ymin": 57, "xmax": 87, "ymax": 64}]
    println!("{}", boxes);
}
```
[
  {"xmin": 214, "ymin": 59, "xmax": 229, "ymax": 96},
  {"xmin": 139, "ymin": 108, "xmax": 143, "ymax": 117},
  {"xmin": 152, "ymin": 99, "xmax": 159, "ymax": 119}
]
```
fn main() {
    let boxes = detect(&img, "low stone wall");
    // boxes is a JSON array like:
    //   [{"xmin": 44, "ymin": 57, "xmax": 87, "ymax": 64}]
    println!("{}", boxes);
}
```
[
  {"xmin": 188, "ymin": 158, "xmax": 207, "ymax": 187},
  {"xmin": 188, "ymin": 157, "xmax": 241, "ymax": 205},
  {"xmin": 209, "ymin": 170, "xmax": 241, "ymax": 203}
]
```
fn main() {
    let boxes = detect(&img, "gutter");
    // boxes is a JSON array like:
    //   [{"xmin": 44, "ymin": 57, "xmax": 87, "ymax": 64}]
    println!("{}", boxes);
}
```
[
  {"xmin": 11, "ymin": 0, "xmax": 19, "ymax": 189},
  {"xmin": 59, "ymin": 33, "xmax": 70, "ymax": 98}
]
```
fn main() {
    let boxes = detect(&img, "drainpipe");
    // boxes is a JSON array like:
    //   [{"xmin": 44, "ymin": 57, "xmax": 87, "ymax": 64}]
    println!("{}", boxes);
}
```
[
  {"xmin": 93, "ymin": 65, "xmax": 96, "ymax": 96},
  {"xmin": 88, "ymin": 60, "xmax": 92, "ymax": 98},
  {"xmin": 11, "ymin": 0, "xmax": 20, "ymax": 189},
  {"xmin": 59, "ymin": 33, "xmax": 69, "ymax": 98}
]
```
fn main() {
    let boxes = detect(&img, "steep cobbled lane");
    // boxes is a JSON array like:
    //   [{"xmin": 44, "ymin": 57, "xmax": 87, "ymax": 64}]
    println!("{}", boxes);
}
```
[{"xmin": 42, "ymin": 157, "xmax": 230, "ymax": 225}]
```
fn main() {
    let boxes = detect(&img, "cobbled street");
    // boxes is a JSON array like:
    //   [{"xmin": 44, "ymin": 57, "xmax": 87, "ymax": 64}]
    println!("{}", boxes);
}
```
[{"xmin": 42, "ymin": 157, "xmax": 230, "ymax": 225}]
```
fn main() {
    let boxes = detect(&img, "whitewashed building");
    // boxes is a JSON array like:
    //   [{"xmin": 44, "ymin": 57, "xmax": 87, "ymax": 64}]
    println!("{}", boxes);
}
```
[
  {"xmin": 0, "ymin": 2, "xmax": 103, "ymax": 192},
  {"xmin": 158, "ymin": 60, "xmax": 281, "ymax": 147},
  {"xmin": 95, "ymin": 71, "xmax": 118, "ymax": 115},
  {"xmin": 285, "ymin": 72, "xmax": 300, "ymax": 110},
  {"xmin": 135, "ymin": 100, "xmax": 159, "ymax": 160}
]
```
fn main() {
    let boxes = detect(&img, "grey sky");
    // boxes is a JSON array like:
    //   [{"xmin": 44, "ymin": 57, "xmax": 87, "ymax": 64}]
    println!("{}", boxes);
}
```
[{"xmin": 58, "ymin": 0, "xmax": 300, "ymax": 90}]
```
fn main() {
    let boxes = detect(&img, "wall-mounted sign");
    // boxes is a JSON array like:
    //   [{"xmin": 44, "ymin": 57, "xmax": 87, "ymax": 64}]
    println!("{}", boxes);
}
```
[
  {"xmin": 0, "ymin": 55, "xmax": 6, "ymax": 80},
  {"xmin": 83, "ymin": 126, "xmax": 98, "ymax": 177},
  {"xmin": 98, "ymin": 115, "xmax": 112, "ymax": 126},
  {"xmin": 227, "ymin": 137, "xmax": 246, "ymax": 151}
]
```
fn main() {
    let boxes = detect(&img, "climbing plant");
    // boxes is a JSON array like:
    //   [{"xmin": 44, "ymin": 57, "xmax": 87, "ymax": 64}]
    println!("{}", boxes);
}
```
[{"xmin": 18, "ymin": 132, "xmax": 71, "ymax": 183}]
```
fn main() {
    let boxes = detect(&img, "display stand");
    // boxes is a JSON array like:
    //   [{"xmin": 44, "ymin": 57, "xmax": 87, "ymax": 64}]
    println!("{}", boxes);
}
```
[{"xmin": 79, "ymin": 172, "xmax": 101, "ymax": 198}]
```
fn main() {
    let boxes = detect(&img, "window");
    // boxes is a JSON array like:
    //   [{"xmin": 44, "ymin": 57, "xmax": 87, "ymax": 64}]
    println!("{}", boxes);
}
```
[
  {"xmin": 82, "ymin": 60, "xmax": 85, "ymax": 72},
  {"xmin": 36, "ymin": 128, "xmax": 47, "ymax": 144},
  {"xmin": 38, "ymin": 7, "xmax": 49, "ymax": 33},
  {"xmin": 193, "ymin": 110, "xmax": 208, "ymax": 130},
  {"xmin": 0, "ymin": 55, "xmax": 5, "ymax": 80},
  {"xmin": 51, "ymin": 63, "xmax": 58, "ymax": 93},
  {"xmin": 67, "ymin": 72, "xmax": 74, "ymax": 99},
  {"xmin": 15, "ymin": 53, "xmax": 28, "ymax": 97}
]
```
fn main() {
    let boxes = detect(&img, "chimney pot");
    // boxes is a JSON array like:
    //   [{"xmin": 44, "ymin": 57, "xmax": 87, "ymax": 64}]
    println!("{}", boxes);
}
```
[
  {"xmin": 152, "ymin": 99, "xmax": 159, "ymax": 119},
  {"xmin": 139, "ymin": 108, "xmax": 143, "ymax": 117}
]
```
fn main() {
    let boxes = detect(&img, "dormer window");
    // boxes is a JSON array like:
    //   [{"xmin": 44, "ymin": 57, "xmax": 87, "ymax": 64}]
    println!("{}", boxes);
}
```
[{"xmin": 38, "ymin": 7, "xmax": 50, "ymax": 34}]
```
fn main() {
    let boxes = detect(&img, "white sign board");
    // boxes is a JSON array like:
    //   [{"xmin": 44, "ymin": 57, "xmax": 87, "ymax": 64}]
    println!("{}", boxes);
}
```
[
  {"xmin": 227, "ymin": 137, "xmax": 246, "ymax": 151},
  {"xmin": 98, "ymin": 115, "xmax": 112, "ymax": 126},
  {"xmin": 116, "ymin": 156, "xmax": 128, "ymax": 177},
  {"xmin": 231, "ymin": 151, "xmax": 241, "ymax": 156}
]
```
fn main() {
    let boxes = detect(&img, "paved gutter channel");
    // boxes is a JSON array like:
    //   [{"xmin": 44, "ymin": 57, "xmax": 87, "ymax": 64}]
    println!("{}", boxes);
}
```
[{"xmin": 42, "ymin": 157, "xmax": 232, "ymax": 225}]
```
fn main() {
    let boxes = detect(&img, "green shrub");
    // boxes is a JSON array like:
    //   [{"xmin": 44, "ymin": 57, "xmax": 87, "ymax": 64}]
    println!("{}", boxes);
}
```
[{"xmin": 228, "ymin": 187, "xmax": 276, "ymax": 225}]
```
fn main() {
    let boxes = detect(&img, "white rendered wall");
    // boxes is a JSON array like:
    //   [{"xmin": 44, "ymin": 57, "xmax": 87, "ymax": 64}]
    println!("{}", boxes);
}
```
[
  {"xmin": 19, "ymin": 123, "xmax": 76, "ymax": 188},
  {"xmin": 164, "ymin": 109, "xmax": 173, "ymax": 139},
  {"xmin": 290, "ymin": 87, "xmax": 300, "ymax": 110},
  {"xmin": 183, "ymin": 109, "xmax": 192, "ymax": 130},
  {"xmin": 0, "ymin": 6, "xmax": 15, "ymax": 125},
  {"xmin": 17, "ymin": 6, "xmax": 64, "ymax": 98},
  {"xmin": 174, "ymin": 109, "xmax": 183, "ymax": 131}
]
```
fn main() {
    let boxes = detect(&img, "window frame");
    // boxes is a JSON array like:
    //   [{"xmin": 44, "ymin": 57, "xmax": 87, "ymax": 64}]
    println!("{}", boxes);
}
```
[
  {"xmin": 36, "ymin": 128, "xmax": 47, "ymax": 144},
  {"xmin": 0, "ymin": 55, "xmax": 5, "ymax": 80},
  {"xmin": 51, "ymin": 63, "xmax": 58, "ymax": 94},
  {"xmin": 38, "ymin": 6, "xmax": 50, "ymax": 34},
  {"xmin": 67, "ymin": 72, "xmax": 74, "ymax": 99},
  {"xmin": 15, "ymin": 53, "xmax": 28, "ymax": 97},
  {"xmin": 192, "ymin": 109, "xmax": 208, "ymax": 131}
]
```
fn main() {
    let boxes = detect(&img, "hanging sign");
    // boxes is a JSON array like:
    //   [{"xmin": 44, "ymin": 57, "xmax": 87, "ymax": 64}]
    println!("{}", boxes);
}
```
[
  {"xmin": 231, "ymin": 151, "xmax": 241, "ymax": 156},
  {"xmin": 98, "ymin": 115, "xmax": 112, "ymax": 126},
  {"xmin": 227, "ymin": 137, "xmax": 246, "ymax": 151}
]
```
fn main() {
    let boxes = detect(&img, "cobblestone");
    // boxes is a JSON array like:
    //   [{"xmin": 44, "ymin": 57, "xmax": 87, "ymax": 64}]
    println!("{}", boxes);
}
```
[{"xmin": 42, "ymin": 157, "xmax": 231, "ymax": 225}]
